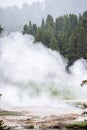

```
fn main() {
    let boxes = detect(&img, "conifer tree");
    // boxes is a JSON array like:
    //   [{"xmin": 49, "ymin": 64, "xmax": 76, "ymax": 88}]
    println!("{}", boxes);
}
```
[
  {"xmin": 35, "ymin": 27, "xmax": 44, "ymax": 42},
  {"xmin": 49, "ymin": 35, "xmax": 58, "ymax": 50},
  {"xmin": 41, "ymin": 18, "xmax": 45, "ymax": 30}
]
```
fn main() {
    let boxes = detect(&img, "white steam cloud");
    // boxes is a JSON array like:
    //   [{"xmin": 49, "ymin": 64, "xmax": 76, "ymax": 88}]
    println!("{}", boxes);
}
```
[{"xmin": 0, "ymin": 32, "xmax": 87, "ymax": 109}]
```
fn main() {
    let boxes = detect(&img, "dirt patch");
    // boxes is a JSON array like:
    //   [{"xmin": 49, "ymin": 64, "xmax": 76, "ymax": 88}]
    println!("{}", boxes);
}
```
[
  {"xmin": 0, "ymin": 107, "xmax": 82, "ymax": 130},
  {"xmin": 1, "ymin": 104, "xmax": 87, "ymax": 130}
]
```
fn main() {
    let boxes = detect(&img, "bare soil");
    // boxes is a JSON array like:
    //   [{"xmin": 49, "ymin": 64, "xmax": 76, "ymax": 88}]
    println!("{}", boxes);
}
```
[{"xmin": 0, "ymin": 104, "xmax": 86, "ymax": 130}]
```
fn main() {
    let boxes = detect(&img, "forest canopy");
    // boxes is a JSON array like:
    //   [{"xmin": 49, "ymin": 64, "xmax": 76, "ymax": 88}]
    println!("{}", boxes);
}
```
[{"xmin": 23, "ymin": 11, "xmax": 87, "ymax": 66}]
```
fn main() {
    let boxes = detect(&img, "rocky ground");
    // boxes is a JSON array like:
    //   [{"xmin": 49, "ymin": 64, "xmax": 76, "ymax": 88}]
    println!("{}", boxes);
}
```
[{"xmin": 0, "ymin": 102, "xmax": 87, "ymax": 130}]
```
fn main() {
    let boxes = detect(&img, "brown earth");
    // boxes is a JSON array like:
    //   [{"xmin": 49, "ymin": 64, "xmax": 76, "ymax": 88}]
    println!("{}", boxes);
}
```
[{"xmin": 0, "ymin": 105, "xmax": 86, "ymax": 130}]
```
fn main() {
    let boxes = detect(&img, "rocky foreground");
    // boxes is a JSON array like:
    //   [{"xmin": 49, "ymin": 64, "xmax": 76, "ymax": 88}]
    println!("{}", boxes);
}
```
[{"xmin": 0, "ymin": 103, "xmax": 87, "ymax": 130}]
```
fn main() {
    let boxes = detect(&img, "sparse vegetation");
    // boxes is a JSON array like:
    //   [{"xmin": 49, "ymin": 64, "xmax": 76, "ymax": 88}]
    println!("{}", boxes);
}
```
[
  {"xmin": 66, "ymin": 121, "xmax": 87, "ymax": 129},
  {"xmin": 0, "ymin": 120, "xmax": 7, "ymax": 130},
  {"xmin": 0, "ymin": 111, "xmax": 21, "ymax": 116},
  {"xmin": 25, "ymin": 125, "xmax": 34, "ymax": 129},
  {"xmin": 81, "ymin": 80, "xmax": 87, "ymax": 86}
]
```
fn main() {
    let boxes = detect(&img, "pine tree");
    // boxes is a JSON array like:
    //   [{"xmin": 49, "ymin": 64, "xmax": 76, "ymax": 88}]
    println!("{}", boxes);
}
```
[
  {"xmin": 32, "ymin": 24, "xmax": 37, "ymax": 36},
  {"xmin": 67, "ymin": 31, "xmax": 78, "ymax": 65},
  {"xmin": 35, "ymin": 27, "xmax": 44, "ymax": 42},
  {"xmin": 23, "ymin": 24, "xmax": 29, "ymax": 34},
  {"xmin": 41, "ymin": 18, "xmax": 45, "ymax": 30},
  {"xmin": 28, "ymin": 21, "xmax": 33, "ymax": 34},
  {"xmin": 43, "ymin": 26, "xmax": 54, "ymax": 47},
  {"xmin": 49, "ymin": 35, "xmax": 58, "ymax": 50},
  {"xmin": 46, "ymin": 14, "xmax": 54, "ymax": 29},
  {"xmin": 69, "ymin": 14, "xmax": 78, "ymax": 29}
]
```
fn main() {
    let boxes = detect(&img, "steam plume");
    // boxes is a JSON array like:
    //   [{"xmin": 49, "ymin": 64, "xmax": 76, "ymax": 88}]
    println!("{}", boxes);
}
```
[{"xmin": 0, "ymin": 32, "xmax": 87, "ymax": 108}]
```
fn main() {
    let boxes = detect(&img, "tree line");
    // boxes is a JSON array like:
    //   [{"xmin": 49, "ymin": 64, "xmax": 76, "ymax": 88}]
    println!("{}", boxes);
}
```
[{"xmin": 23, "ymin": 11, "xmax": 87, "ymax": 66}]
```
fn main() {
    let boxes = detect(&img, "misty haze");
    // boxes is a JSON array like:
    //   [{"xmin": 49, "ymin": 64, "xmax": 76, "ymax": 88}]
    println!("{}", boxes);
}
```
[
  {"xmin": 0, "ymin": 0, "xmax": 87, "ymax": 31},
  {"xmin": 0, "ymin": 0, "xmax": 87, "ymax": 130}
]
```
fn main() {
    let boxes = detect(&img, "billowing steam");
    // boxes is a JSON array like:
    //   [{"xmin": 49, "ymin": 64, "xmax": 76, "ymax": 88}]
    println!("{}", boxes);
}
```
[{"xmin": 0, "ymin": 32, "xmax": 87, "ymax": 108}]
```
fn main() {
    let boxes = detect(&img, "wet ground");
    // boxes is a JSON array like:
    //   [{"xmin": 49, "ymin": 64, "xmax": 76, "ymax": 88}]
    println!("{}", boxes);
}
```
[{"xmin": 0, "ymin": 101, "xmax": 87, "ymax": 130}]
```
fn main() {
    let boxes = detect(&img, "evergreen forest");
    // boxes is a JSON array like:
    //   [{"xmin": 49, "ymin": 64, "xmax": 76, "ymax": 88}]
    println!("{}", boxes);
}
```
[{"xmin": 23, "ymin": 11, "xmax": 87, "ymax": 66}]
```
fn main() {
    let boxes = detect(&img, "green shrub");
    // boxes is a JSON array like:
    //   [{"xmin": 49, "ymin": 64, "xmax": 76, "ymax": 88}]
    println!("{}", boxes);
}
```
[
  {"xmin": 25, "ymin": 125, "xmax": 34, "ymax": 129},
  {"xmin": 66, "ymin": 121, "xmax": 87, "ymax": 129}
]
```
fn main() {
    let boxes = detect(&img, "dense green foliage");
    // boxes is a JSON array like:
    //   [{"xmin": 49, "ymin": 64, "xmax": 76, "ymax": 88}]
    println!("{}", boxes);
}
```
[{"xmin": 23, "ymin": 11, "xmax": 87, "ymax": 66}]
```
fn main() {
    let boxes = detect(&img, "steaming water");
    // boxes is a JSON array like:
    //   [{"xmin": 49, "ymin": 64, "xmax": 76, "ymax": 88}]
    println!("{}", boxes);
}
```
[{"xmin": 0, "ymin": 32, "xmax": 87, "ymax": 109}]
